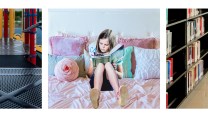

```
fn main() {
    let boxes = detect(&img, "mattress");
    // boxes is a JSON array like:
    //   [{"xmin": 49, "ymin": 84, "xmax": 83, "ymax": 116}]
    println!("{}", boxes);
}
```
[{"xmin": 48, "ymin": 76, "xmax": 160, "ymax": 109}]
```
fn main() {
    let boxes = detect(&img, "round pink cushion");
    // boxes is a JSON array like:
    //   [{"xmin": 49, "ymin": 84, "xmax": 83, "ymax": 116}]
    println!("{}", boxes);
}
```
[{"xmin": 54, "ymin": 58, "xmax": 79, "ymax": 82}]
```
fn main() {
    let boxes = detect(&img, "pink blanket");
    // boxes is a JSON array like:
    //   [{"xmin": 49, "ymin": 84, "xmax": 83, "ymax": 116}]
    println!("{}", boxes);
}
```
[
  {"xmin": 54, "ymin": 58, "xmax": 79, "ymax": 82},
  {"xmin": 48, "ymin": 76, "xmax": 160, "ymax": 109}
]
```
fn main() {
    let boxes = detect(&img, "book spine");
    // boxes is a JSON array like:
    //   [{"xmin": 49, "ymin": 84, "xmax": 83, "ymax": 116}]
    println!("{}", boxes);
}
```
[
  {"xmin": 166, "ymin": 92, "xmax": 168, "ymax": 108},
  {"xmin": 168, "ymin": 58, "xmax": 173, "ymax": 82}
]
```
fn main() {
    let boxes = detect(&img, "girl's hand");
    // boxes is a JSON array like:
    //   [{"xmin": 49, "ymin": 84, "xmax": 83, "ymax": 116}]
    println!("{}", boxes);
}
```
[{"xmin": 112, "ymin": 63, "xmax": 117, "ymax": 70}]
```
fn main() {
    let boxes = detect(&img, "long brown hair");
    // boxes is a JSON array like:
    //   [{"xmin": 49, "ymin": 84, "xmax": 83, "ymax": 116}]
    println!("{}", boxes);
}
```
[{"xmin": 96, "ymin": 29, "xmax": 115, "ymax": 53}]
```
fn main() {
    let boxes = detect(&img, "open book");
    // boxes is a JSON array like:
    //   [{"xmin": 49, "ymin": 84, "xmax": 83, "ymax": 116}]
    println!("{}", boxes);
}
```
[{"xmin": 91, "ymin": 44, "xmax": 124, "ymax": 68}]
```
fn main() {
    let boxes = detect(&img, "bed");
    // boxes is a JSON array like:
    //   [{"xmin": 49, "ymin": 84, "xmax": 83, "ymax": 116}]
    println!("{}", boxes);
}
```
[
  {"xmin": 48, "ymin": 35, "xmax": 160, "ymax": 109},
  {"xmin": 48, "ymin": 76, "xmax": 159, "ymax": 108}
]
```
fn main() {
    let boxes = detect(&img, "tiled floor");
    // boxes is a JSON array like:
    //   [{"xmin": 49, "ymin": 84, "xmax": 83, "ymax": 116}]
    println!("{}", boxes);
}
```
[
  {"xmin": 179, "ymin": 72, "xmax": 208, "ymax": 108},
  {"xmin": 0, "ymin": 38, "xmax": 25, "ymax": 55}
]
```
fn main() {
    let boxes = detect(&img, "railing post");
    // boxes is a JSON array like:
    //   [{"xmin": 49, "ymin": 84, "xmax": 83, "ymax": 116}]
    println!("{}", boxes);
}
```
[
  {"xmin": 24, "ymin": 9, "xmax": 30, "ymax": 54},
  {"xmin": 9, "ymin": 9, "xmax": 15, "ymax": 39},
  {"xmin": 3, "ymin": 9, "xmax": 9, "ymax": 39},
  {"xmin": 29, "ymin": 9, "xmax": 36, "ymax": 65},
  {"xmin": 0, "ymin": 9, "xmax": 3, "ymax": 39}
]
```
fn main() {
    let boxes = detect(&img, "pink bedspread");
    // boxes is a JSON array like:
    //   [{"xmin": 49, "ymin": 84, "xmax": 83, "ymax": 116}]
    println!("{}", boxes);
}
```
[{"xmin": 48, "ymin": 76, "xmax": 160, "ymax": 109}]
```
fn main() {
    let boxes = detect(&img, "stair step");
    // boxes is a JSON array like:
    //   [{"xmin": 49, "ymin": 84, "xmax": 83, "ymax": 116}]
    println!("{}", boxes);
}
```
[
  {"xmin": 0, "ymin": 74, "xmax": 42, "ymax": 108},
  {"xmin": 0, "ymin": 68, "xmax": 41, "ymax": 75}
]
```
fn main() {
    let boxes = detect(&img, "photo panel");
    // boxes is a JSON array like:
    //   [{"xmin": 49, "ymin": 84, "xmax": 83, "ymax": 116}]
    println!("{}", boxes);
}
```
[
  {"xmin": 166, "ymin": 8, "xmax": 208, "ymax": 108},
  {"xmin": 48, "ymin": 9, "xmax": 160, "ymax": 109},
  {"xmin": 0, "ymin": 8, "xmax": 42, "ymax": 109}
]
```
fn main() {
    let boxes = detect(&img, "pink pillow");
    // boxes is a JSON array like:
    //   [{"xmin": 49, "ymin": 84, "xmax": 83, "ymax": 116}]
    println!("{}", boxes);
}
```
[
  {"xmin": 49, "ymin": 36, "xmax": 88, "ymax": 56},
  {"xmin": 118, "ymin": 38, "xmax": 159, "ymax": 75},
  {"xmin": 154, "ymin": 39, "xmax": 160, "ymax": 49},
  {"xmin": 131, "ymin": 50, "xmax": 136, "ymax": 75},
  {"xmin": 118, "ymin": 37, "xmax": 157, "ymax": 49},
  {"xmin": 57, "ymin": 32, "xmax": 90, "ymax": 51},
  {"xmin": 54, "ymin": 58, "xmax": 79, "ymax": 82}
]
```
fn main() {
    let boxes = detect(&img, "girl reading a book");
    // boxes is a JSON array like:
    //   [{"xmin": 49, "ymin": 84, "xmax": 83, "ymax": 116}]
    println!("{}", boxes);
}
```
[{"xmin": 88, "ymin": 29, "xmax": 128, "ymax": 109}]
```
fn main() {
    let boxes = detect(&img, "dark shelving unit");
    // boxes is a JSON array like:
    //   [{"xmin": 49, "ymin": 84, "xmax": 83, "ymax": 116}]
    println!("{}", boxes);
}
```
[{"xmin": 166, "ymin": 9, "xmax": 208, "ymax": 108}]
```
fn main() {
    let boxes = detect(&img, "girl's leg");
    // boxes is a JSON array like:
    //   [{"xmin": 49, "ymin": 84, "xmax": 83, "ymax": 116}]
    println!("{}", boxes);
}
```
[
  {"xmin": 105, "ymin": 62, "xmax": 128, "ymax": 107},
  {"xmin": 90, "ymin": 63, "xmax": 104, "ymax": 109},
  {"xmin": 94, "ymin": 63, "xmax": 105, "ymax": 90},
  {"xmin": 105, "ymin": 62, "xmax": 119, "ymax": 93}
]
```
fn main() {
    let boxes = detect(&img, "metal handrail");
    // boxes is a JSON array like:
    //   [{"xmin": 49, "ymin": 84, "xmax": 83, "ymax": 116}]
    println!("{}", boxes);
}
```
[{"xmin": 22, "ymin": 21, "xmax": 42, "ymax": 33}]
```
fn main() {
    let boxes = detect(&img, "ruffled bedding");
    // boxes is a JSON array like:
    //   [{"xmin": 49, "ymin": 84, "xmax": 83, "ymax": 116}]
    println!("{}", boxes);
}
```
[{"xmin": 48, "ymin": 76, "xmax": 160, "ymax": 109}]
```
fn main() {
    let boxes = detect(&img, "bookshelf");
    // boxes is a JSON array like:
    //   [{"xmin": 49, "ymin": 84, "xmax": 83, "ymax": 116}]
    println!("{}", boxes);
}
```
[{"xmin": 166, "ymin": 9, "xmax": 208, "ymax": 108}]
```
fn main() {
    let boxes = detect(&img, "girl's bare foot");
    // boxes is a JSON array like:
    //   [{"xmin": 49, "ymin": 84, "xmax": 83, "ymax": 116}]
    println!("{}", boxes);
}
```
[
  {"xmin": 118, "ymin": 85, "xmax": 128, "ymax": 107},
  {"xmin": 90, "ymin": 88, "xmax": 100, "ymax": 109}
]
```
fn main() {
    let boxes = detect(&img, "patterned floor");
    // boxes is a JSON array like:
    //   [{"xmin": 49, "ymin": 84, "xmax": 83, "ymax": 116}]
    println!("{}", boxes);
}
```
[{"xmin": 0, "ymin": 68, "xmax": 42, "ymax": 108}]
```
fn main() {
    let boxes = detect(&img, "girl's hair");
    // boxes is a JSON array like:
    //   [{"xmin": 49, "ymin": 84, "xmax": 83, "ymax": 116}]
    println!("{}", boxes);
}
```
[{"xmin": 96, "ymin": 29, "xmax": 115, "ymax": 53}]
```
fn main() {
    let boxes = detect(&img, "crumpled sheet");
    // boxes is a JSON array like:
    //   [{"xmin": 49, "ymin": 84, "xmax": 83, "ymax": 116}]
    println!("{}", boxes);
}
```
[{"xmin": 48, "ymin": 76, "xmax": 160, "ymax": 109}]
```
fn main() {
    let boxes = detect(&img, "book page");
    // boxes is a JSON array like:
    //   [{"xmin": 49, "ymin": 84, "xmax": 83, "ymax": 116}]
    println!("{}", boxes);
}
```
[{"xmin": 109, "ymin": 44, "xmax": 123, "ymax": 55}]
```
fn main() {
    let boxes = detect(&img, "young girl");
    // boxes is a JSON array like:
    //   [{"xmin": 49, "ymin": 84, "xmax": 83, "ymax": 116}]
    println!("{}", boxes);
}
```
[{"xmin": 87, "ymin": 29, "xmax": 128, "ymax": 109}]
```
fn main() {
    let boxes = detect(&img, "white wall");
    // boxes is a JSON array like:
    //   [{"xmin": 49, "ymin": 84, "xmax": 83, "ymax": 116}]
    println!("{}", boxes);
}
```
[{"xmin": 48, "ymin": 9, "xmax": 160, "ymax": 38}]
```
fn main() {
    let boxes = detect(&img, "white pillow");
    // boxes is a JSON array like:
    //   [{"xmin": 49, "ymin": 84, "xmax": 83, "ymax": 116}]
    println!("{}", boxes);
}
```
[
  {"xmin": 88, "ymin": 41, "xmax": 97, "ymax": 56},
  {"xmin": 134, "ymin": 47, "xmax": 160, "ymax": 79},
  {"xmin": 84, "ymin": 49, "xmax": 91, "ymax": 73}
]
